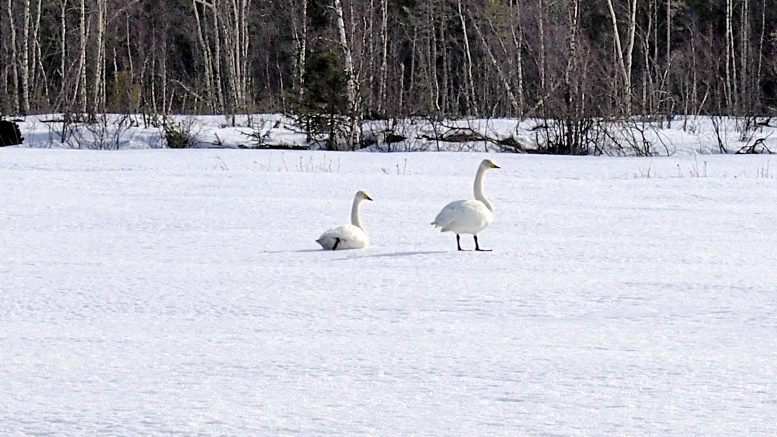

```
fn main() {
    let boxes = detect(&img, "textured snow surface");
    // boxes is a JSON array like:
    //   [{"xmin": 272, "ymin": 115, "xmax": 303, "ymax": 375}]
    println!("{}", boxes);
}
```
[{"xmin": 2, "ymin": 149, "xmax": 777, "ymax": 435}]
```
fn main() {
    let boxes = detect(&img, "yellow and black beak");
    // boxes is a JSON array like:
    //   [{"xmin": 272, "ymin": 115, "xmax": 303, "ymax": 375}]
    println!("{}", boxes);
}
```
[{"xmin": 364, "ymin": 194, "xmax": 374, "ymax": 201}]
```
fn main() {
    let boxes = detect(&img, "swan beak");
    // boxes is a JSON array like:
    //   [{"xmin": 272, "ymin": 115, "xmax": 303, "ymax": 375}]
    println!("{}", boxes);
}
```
[
  {"xmin": 364, "ymin": 194, "xmax": 373, "ymax": 201},
  {"xmin": 492, "ymin": 163, "xmax": 501, "ymax": 169}
]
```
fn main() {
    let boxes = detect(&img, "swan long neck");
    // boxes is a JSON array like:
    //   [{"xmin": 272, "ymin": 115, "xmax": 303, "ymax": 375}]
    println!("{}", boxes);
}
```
[
  {"xmin": 474, "ymin": 166, "xmax": 494, "ymax": 212},
  {"xmin": 351, "ymin": 197, "xmax": 364, "ymax": 230}
]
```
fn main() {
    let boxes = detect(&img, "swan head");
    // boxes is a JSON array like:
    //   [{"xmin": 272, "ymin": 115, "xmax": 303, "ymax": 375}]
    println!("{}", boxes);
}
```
[
  {"xmin": 356, "ymin": 190, "xmax": 373, "ymax": 201},
  {"xmin": 480, "ymin": 159, "xmax": 500, "ymax": 170}
]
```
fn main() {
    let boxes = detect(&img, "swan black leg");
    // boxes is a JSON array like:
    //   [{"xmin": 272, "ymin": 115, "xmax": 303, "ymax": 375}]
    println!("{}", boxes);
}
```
[
  {"xmin": 456, "ymin": 234, "xmax": 463, "ymax": 251},
  {"xmin": 474, "ymin": 235, "xmax": 491, "ymax": 251},
  {"xmin": 332, "ymin": 238, "xmax": 340, "ymax": 251}
]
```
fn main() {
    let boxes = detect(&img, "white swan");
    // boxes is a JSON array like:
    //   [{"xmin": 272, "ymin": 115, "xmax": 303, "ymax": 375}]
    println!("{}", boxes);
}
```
[
  {"xmin": 316, "ymin": 190, "xmax": 373, "ymax": 250},
  {"xmin": 431, "ymin": 159, "xmax": 500, "ymax": 251}
]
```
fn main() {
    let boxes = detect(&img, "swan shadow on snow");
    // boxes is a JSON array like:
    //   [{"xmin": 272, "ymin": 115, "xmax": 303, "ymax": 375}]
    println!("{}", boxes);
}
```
[
  {"xmin": 262, "ymin": 249, "xmax": 449, "ymax": 258},
  {"xmin": 262, "ymin": 249, "xmax": 323, "ymax": 254},
  {"xmin": 333, "ymin": 250, "xmax": 448, "ymax": 260}
]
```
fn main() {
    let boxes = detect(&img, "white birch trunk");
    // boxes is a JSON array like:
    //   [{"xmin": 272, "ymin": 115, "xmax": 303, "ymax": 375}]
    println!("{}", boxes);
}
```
[
  {"xmin": 59, "ymin": 0, "xmax": 67, "ymax": 100},
  {"xmin": 538, "ymin": 0, "xmax": 546, "ymax": 96},
  {"xmin": 212, "ymin": 0, "xmax": 224, "ymax": 112},
  {"xmin": 725, "ymin": 0, "xmax": 732, "ymax": 108},
  {"xmin": 429, "ymin": 6, "xmax": 440, "ymax": 112},
  {"xmin": 333, "ymin": 0, "xmax": 360, "ymax": 148},
  {"xmin": 296, "ymin": 0, "xmax": 307, "ymax": 102},
  {"xmin": 740, "ymin": 0, "xmax": 749, "ymax": 108},
  {"xmin": 606, "ymin": 0, "xmax": 637, "ymax": 114},
  {"xmin": 1, "ymin": 38, "xmax": 6, "ymax": 110},
  {"xmin": 125, "ymin": 13, "xmax": 135, "ymax": 99},
  {"xmin": 6, "ymin": 0, "xmax": 19, "ymax": 114},
  {"xmin": 666, "ymin": 0, "xmax": 671, "ymax": 73},
  {"xmin": 21, "ymin": 0, "xmax": 31, "ymax": 113},
  {"xmin": 193, "ymin": 0, "xmax": 215, "ymax": 111},
  {"xmin": 161, "ymin": 33, "xmax": 168, "ymax": 115},
  {"xmin": 755, "ymin": 0, "xmax": 766, "ymax": 101},
  {"xmin": 456, "ymin": 0, "xmax": 477, "ymax": 114},
  {"xmin": 150, "ymin": 36, "xmax": 158, "ymax": 114},
  {"xmin": 92, "ymin": 0, "xmax": 106, "ymax": 114},
  {"xmin": 377, "ymin": 0, "xmax": 388, "ymax": 113},
  {"xmin": 241, "ymin": 0, "xmax": 251, "ymax": 109},
  {"xmin": 31, "ymin": 0, "xmax": 44, "ymax": 101},
  {"xmin": 219, "ymin": 0, "xmax": 238, "ymax": 115},
  {"xmin": 361, "ymin": 0, "xmax": 374, "ymax": 110},
  {"xmin": 75, "ymin": 0, "xmax": 87, "ymax": 113},
  {"xmin": 510, "ymin": 0, "xmax": 525, "ymax": 116},
  {"xmin": 626, "ymin": 0, "xmax": 637, "ymax": 111}
]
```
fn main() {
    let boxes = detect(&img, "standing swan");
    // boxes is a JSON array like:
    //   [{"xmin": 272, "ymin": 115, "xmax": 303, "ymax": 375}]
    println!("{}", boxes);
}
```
[
  {"xmin": 431, "ymin": 159, "xmax": 500, "ymax": 251},
  {"xmin": 317, "ymin": 191, "xmax": 373, "ymax": 250}
]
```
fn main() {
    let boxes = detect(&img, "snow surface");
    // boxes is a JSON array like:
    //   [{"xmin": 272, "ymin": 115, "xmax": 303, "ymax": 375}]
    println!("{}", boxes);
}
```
[{"xmin": 2, "ymin": 149, "xmax": 777, "ymax": 435}]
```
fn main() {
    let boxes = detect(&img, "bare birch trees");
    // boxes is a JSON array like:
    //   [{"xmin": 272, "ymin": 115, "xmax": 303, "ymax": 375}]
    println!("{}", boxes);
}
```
[
  {"xmin": 1, "ymin": 0, "xmax": 776, "ymax": 126},
  {"xmin": 190, "ymin": 0, "xmax": 252, "ymax": 116}
]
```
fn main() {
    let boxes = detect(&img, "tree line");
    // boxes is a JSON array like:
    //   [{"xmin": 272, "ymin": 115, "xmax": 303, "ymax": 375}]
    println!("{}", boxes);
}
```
[{"xmin": 2, "ymin": 0, "xmax": 776, "ymax": 122}]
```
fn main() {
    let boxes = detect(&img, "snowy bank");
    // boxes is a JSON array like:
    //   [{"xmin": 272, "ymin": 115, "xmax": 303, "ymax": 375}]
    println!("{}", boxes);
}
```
[{"xmin": 6, "ymin": 113, "xmax": 777, "ymax": 156}]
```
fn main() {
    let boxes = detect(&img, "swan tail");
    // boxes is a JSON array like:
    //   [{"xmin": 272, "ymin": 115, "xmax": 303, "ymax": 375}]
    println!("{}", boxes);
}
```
[
  {"xmin": 431, "ymin": 214, "xmax": 453, "ymax": 230},
  {"xmin": 315, "ymin": 237, "xmax": 330, "ymax": 250}
]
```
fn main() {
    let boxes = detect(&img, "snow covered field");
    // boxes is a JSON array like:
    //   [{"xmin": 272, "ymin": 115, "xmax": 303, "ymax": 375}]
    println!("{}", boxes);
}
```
[{"xmin": 1, "ymin": 148, "xmax": 777, "ymax": 435}]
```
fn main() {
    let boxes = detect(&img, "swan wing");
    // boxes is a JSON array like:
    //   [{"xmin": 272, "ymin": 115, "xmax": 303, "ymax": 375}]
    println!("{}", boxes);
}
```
[
  {"xmin": 431, "ymin": 200, "xmax": 493, "ymax": 234},
  {"xmin": 432, "ymin": 200, "xmax": 468, "ymax": 227},
  {"xmin": 316, "ymin": 224, "xmax": 369, "ymax": 250}
]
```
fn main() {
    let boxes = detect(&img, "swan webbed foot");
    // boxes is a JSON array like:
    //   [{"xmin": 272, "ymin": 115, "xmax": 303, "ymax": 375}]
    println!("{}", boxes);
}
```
[
  {"xmin": 332, "ymin": 238, "xmax": 341, "ymax": 251},
  {"xmin": 474, "ymin": 235, "xmax": 491, "ymax": 252}
]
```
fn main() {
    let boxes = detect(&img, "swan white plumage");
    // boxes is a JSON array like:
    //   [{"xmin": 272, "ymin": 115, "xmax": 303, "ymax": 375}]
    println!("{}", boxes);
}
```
[
  {"xmin": 316, "ymin": 190, "xmax": 373, "ymax": 250},
  {"xmin": 431, "ymin": 159, "xmax": 500, "ymax": 251}
]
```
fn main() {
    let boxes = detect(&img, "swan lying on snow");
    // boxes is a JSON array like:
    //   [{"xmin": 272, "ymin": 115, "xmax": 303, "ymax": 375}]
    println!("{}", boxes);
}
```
[
  {"xmin": 431, "ymin": 159, "xmax": 500, "ymax": 251},
  {"xmin": 317, "ymin": 190, "xmax": 373, "ymax": 250}
]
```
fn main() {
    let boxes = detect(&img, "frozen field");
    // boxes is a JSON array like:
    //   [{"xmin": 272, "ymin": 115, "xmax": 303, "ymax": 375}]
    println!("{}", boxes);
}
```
[{"xmin": 1, "ymin": 148, "xmax": 776, "ymax": 435}]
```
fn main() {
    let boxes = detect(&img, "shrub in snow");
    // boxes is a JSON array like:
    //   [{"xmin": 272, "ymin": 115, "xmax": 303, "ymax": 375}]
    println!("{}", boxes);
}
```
[
  {"xmin": 242, "ymin": 120, "xmax": 273, "ymax": 148},
  {"xmin": 164, "ymin": 118, "xmax": 199, "ymax": 149},
  {"xmin": 60, "ymin": 114, "xmax": 136, "ymax": 150}
]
